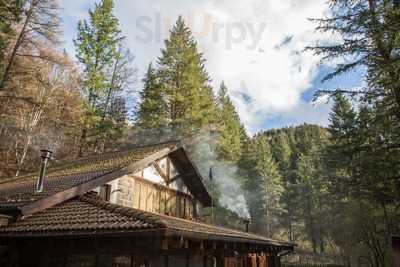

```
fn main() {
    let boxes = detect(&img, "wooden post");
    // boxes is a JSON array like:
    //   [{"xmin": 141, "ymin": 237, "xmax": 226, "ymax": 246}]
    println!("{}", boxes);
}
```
[
  {"xmin": 185, "ymin": 253, "xmax": 190, "ymax": 267},
  {"xmin": 162, "ymin": 238, "xmax": 169, "ymax": 250},
  {"xmin": 164, "ymin": 255, "xmax": 169, "ymax": 267},
  {"xmin": 166, "ymin": 157, "xmax": 171, "ymax": 180},
  {"xmin": 203, "ymin": 255, "xmax": 208, "ymax": 267},
  {"xmin": 200, "ymin": 241, "xmax": 205, "ymax": 251},
  {"xmin": 193, "ymin": 199, "xmax": 198, "ymax": 220},
  {"xmin": 130, "ymin": 254, "xmax": 135, "ymax": 267}
]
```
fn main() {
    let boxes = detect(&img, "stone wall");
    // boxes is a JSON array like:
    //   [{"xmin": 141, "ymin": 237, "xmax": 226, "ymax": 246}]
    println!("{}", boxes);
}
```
[{"xmin": 115, "ymin": 174, "xmax": 136, "ymax": 207}]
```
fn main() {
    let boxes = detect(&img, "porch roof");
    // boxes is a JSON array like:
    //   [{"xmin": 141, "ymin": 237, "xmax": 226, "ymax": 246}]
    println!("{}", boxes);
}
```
[{"xmin": 0, "ymin": 193, "xmax": 293, "ymax": 249}]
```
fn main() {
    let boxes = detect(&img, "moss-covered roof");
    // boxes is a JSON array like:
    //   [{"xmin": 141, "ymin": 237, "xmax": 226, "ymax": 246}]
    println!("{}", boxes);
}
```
[{"xmin": 0, "ymin": 141, "xmax": 179, "ymax": 209}]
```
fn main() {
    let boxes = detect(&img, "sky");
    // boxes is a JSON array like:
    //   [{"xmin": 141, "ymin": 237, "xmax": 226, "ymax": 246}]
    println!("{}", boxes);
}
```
[{"xmin": 59, "ymin": 0, "xmax": 364, "ymax": 134}]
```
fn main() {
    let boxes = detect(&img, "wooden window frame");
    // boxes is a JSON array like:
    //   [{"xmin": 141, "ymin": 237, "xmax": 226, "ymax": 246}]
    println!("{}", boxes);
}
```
[{"xmin": 99, "ymin": 184, "xmax": 112, "ymax": 202}]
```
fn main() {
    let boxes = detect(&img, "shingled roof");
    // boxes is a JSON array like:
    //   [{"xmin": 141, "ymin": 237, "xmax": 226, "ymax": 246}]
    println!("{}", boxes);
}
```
[
  {"xmin": 0, "ymin": 193, "xmax": 293, "ymax": 248},
  {"xmin": 0, "ymin": 141, "xmax": 211, "ymax": 216}
]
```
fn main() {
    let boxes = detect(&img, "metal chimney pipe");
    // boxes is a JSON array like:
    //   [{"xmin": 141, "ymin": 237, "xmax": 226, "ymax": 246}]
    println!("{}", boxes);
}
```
[{"xmin": 35, "ymin": 149, "xmax": 52, "ymax": 193}]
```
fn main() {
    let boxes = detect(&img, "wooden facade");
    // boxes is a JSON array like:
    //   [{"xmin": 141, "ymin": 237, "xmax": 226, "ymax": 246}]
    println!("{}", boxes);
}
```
[{"xmin": 129, "ymin": 175, "xmax": 195, "ymax": 219}]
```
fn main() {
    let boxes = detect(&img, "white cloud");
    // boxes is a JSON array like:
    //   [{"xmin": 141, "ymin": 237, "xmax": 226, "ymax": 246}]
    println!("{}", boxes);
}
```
[{"xmin": 59, "ymin": 0, "xmax": 338, "ymax": 134}]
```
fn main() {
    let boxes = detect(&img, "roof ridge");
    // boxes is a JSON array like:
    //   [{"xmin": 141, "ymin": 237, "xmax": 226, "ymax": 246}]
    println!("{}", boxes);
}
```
[
  {"xmin": 50, "ymin": 140, "xmax": 181, "ymax": 168},
  {"xmin": 0, "ymin": 140, "xmax": 181, "ymax": 185},
  {"xmin": 79, "ymin": 194, "xmax": 168, "ymax": 228}
]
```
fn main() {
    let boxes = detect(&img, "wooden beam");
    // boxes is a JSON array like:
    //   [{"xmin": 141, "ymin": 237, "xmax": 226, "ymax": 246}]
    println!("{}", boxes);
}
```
[
  {"xmin": 169, "ymin": 148, "xmax": 212, "ymax": 207},
  {"xmin": 166, "ymin": 174, "xmax": 181, "ymax": 185},
  {"xmin": 153, "ymin": 161, "xmax": 168, "ymax": 182},
  {"xmin": 166, "ymin": 157, "xmax": 171, "ymax": 180}
]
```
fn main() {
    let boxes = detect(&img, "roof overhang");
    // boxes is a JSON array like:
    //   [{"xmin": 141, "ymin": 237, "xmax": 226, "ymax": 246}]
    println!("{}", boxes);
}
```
[{"xmin": 169, "ymin": 147, "xmax": 212, "ymax": 207}]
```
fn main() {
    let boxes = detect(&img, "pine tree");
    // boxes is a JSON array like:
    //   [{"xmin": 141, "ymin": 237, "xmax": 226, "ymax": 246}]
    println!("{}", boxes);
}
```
[
  {"xmin": 216, "ymin": 81, "xmax": 247, "ymax": 162},
  {"xmin": 309, "ymin": 0, "xmax": 400, "ymax": 116},
  {"xmin": 325, "ymin": 94, "xmax": 400, "ymax": 265},
  {"xmin": 240, "ymin": 136, "xmax": 283, "ymax": 237},
  {"xmin": 136, "ymin": 63, "xmax": 166, "ymax": 128},
  {"xmin": 328, "ymin": 94, "xmax": 357, "ymax": 140},
  {"xmin": 156, "ymin": 16, "xmax": 217, "ymax": 131},
  {"xmin": 325, "ymin": 93, "xmax": 357, "ymax": 180}
]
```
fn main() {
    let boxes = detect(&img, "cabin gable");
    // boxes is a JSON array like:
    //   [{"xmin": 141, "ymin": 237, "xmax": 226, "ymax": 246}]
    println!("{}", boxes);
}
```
[{"xmin": 93, "ymin": 154, "xmax": 199, "ymax": 220}]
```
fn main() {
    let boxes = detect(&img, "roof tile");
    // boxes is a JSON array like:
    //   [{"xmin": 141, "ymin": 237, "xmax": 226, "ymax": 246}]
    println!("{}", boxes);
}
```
[{"xmin": 0, "ymin": 193, "xmax": 293, "ymax": 247}]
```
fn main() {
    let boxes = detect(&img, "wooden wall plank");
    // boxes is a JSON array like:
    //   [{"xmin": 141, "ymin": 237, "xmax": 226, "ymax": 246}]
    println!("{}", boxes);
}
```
[{"xmin": 133, "ymin": 180, "xmax": 140, "ymax": 209}]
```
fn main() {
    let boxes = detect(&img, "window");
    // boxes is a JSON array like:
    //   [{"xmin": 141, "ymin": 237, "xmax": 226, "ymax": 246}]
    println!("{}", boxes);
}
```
[{"xmin": 99, "ymin": 184, "xmax": 112, "ymax": 201}]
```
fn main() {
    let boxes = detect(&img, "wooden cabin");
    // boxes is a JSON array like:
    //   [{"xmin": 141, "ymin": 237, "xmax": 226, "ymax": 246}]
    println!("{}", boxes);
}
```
[{"xmin": 0, "ymin": 141, "xmax": 293, "ymax": 267}]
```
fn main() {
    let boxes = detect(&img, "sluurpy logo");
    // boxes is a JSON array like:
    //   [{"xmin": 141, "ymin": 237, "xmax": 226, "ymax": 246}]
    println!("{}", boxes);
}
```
[{"xmin": 134, "ymin": 11, "xmax": 267, "ymax": 50}]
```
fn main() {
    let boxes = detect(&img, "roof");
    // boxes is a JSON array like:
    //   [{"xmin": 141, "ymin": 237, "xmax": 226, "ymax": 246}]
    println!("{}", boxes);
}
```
[
  {"xmin": 0, "ymin": 141, "xmax": 211, "ymax": 215},
  {"xmin": 0, "ymin": 193, "xmax": 293, "ymax": 248}
]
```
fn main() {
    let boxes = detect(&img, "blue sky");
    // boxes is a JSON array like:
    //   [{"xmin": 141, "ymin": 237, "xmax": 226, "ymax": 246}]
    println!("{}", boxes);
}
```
[{"xmin": 59, "ymin": 0, "xmax": 363, "ymax": 134}]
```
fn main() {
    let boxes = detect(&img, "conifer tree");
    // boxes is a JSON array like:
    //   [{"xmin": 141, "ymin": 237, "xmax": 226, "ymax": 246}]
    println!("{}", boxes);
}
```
[
  {"xmin": 156, "ymin": 16, "xmax": 217, "ymax": 131},
  {"xmin": 326, "ymin": 93, "xmax": 357, "ymax": 174},
  {"xmin": 240, "ymin": 135, "xmax": 283, "ymax": 237},
  {"xmin": 137, "ymin": 63, "xmax": 166, "ymax": 128},
  {"xmin": 216, "ymin": 81, "xmax": 247, "ymax": 162}
]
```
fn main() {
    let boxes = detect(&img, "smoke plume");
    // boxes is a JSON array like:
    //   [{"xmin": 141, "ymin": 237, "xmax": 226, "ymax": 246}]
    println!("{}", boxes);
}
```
[{"xmin": 182, "ymin": 131, "xmax": 250, "ymax": 219}]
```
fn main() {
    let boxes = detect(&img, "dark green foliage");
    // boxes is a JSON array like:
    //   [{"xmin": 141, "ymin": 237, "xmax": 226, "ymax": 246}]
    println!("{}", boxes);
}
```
[
  {"xmin": 323, "ymin": 94, "xmax": 400, "ymax": 266},
  {"xmin": 136, "ymin": 63, "xmax": 166, "ymax": 128},
  {"xmin": 137, "ymin": 16, "xmax": 217, "ymax": 133},
  {"xmin": 74, "ymin": 0, "xmax": 122, "ymax": 100},
  {"xmin": 239, "ymin": 135, "xmax": 284, "ymax": 237},
  {"xmin": 157, "ymin": 16, "xmax": 216, "ymax": 130},
  {"xmin": 308, "ymin": 0, "xmax": 400, "ymax": 112},
  {"xmin": 216, "ymin": 81, "xmax": 247, "ymax": 162},
  {"xmin": 74, "ymin": 0, "xmax": 133, "ymax": 154},
  {"xmin": 258, "ymin": 124, "xmax": 330, "ymax": 249},
  {"xmin": 308, "ymin": 1, "xmax": 400, "ymax": 264}
]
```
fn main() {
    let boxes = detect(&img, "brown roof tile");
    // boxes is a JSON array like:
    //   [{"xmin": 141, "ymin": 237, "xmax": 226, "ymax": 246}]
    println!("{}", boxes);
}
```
[
  {"xmin": 0, "ymin": 194, "xmax": 162, "ymax": 234},
  {"xmin": 0, "ymin": 193, "xmax": 293, "ymax": 247}
]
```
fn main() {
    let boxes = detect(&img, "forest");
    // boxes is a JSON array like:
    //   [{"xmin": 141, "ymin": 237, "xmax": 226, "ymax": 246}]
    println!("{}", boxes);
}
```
[{"xmin": 0, "ymin": 0, "xmax": 399, "ymax": 266}]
